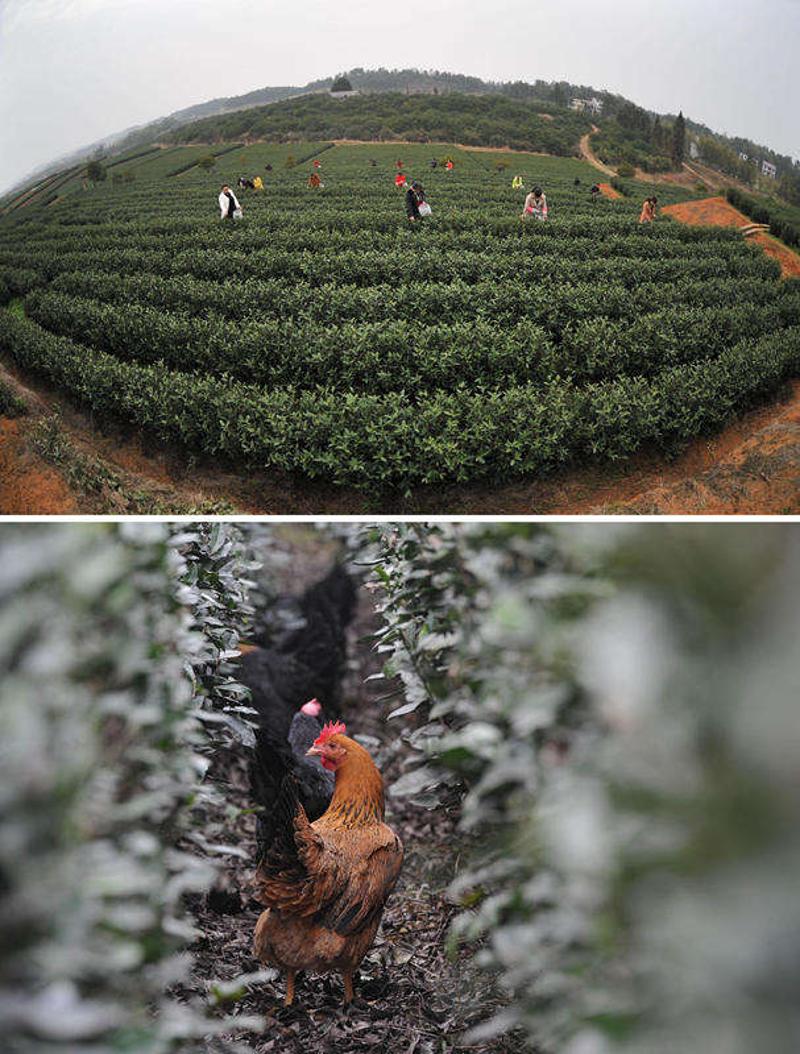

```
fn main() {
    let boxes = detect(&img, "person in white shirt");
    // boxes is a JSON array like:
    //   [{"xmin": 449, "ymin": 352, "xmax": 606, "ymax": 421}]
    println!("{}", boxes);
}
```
[
  {"xmin": 522, "ymin": 186, "xmax": 548, "ymax": 221},
  {"xmin": 218, "ymin": 185, "xmax": 241, "ymax": 220}
]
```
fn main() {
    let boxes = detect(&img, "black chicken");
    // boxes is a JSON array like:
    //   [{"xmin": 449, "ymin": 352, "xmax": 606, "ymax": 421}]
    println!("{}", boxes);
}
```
[
  {"xmin": 284, "ymin": 699, "xmax": 335, "ymax": 821},
  {"xmin": 242, "ymin": 564, "xmax": 355, "ymax": 858},
  {"xmin": 251, "ymin": 701, "xmax": 336, "ymax": 863},
  {"xmin": 239, "ymin": 563, "xmax": 356, "ymax": 746}
]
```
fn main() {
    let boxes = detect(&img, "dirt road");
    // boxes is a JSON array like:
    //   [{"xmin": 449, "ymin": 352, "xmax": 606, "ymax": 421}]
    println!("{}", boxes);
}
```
[{"xmin": 578, "ymin": 125, "xmax": 616, "ymax": 177}]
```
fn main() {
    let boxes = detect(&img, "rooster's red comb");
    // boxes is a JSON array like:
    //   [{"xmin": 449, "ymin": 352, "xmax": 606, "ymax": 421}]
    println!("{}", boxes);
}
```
[{"xmin": 313, "ymin": 720, "xmax": 347, "ymax": 747}]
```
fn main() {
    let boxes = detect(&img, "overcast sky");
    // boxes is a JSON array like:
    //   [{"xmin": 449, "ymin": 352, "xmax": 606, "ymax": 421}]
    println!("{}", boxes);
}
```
[{"xmin": 0, "ymin": 0, "xmax": 797, "ymax": 192}]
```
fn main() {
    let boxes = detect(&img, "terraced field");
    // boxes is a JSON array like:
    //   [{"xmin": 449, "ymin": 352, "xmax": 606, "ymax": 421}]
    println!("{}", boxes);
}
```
[{"xmin": 1, "ymin": 142, "xmax": 799, "ymax": 494}]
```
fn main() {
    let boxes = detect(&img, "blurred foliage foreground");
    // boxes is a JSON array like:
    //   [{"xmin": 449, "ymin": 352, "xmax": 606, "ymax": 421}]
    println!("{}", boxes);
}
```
[
  {"xmin": 0, "ymin": 524, "xmax": 264, "ymax": 1053},
  {"xmin": 1, "ymin": 523, "xmax": 798, "ymax": 1053},
  {"xmin": 356, "ymin": 524, "xmax": 800, "ymax": 1054}
]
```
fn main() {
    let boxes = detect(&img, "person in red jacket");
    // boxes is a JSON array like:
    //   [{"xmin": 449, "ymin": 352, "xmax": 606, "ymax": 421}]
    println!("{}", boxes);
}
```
[{"xmin": 395, "ymin": 172, "xmax": 407, "ymax": 189}]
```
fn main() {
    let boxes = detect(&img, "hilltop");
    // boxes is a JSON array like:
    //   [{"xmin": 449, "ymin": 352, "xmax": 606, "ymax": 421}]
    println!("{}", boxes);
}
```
[
  {"xmin": 5, "ymin": 68, "xmax": 798, "ymax": 206},
  {"xmin": 166, "ymin": 93, "xmax": 590, "ymax": 158}
]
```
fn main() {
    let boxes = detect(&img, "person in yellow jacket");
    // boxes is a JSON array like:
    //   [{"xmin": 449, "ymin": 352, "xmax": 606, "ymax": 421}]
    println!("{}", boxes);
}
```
[{"xmin": 253, "ymin": 176, "xmax": 264, "ymax": 191}]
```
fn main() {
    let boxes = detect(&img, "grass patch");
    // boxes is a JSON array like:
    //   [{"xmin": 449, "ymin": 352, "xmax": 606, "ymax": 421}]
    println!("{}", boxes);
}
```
[
  {"xmin": 28, "ymin": 414, "xmax": 237, "ymax": 514},
  {"xmin": 0, "ymin": 377, "xmax": 28, "ymax": 418}
]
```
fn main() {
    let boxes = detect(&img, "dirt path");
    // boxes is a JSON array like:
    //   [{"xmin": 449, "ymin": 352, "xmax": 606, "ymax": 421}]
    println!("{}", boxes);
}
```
[
  {"xmin": 576, "ymin": 126, "xmax": 753, "ymax": 195},
  {"xmin": 578, "ymin": 125, "xmax": 616, "ymax": 177},
  {"xmin": 185, "ymin": 538, "xmax": 525, "ymax": 1054}
]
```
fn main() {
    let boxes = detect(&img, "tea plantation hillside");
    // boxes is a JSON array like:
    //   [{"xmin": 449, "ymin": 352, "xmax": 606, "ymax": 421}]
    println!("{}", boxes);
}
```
[{"xmin": 1, "ymin": 142, "xmax": 799, "ymax": 493}]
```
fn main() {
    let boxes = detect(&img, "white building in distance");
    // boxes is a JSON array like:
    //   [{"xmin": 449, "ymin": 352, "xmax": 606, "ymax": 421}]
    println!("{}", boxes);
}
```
[
  {"xmin": 762, "ymin": 160, "xmax": 777, "ymax": 179},
  {"xmin": 570, "ymin": 97, "xmax": 604, "ymax": 115}
]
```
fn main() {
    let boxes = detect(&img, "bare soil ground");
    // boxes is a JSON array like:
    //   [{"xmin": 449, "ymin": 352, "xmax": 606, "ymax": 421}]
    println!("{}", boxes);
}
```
[
  {"xmin": 0, "ymin": 416, "xmax": 78, "ymax": 514},
  {"xmin": 185, "ymin": 533, "xmax": 529, "ymax": 1054},
  {"xmin": 662, "ymin": 195, "xmax": 756, "ymax": 229},
  {"xmin": 0, "ymin": 362, "xmax": 236, "ymax": 514},
  {"xmin": 598, "ymin": 183, "xmax": 622, "ymax": 200}
]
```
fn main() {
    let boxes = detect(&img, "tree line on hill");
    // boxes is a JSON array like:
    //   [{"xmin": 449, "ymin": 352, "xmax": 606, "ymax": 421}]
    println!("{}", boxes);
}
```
[
  {"xmin": 165, "ymin": 92, "xmax": 592, "ymax": 157},
  {"xmin": 594, "ymin": 104, "xmax": 689, "ymax": 174},
  {"xmin": 593, "ymin": 97, "xmax": 799, "ymax": 204}
]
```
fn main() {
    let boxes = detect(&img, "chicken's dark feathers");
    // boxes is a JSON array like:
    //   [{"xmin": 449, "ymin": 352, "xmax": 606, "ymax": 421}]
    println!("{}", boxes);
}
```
[
  {"xmin": 246, "ymin": 562, "xmax": 353, "ymax": 862},
  {"xmin": 240, "ymin": 562, "xmax": 356, "ymax": 745},
  {"xmin": 287, "ymin": 711, "xmax": 325, "ymax": 757}
]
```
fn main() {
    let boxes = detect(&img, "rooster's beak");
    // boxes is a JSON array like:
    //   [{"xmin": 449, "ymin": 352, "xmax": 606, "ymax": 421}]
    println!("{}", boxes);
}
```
[{"xmin": 306, "ymin": 746, "xmax": 322, "ymax": 757}]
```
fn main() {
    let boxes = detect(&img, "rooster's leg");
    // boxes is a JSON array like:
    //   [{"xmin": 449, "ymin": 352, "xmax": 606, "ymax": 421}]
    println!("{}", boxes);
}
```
[
  {"xmin": 284, "ymin": 969, "xmax": 296, "ymax": 1007},
  {"xmin": 342, "ymin": 969, "xmax": 354, "ymax": 1005}
]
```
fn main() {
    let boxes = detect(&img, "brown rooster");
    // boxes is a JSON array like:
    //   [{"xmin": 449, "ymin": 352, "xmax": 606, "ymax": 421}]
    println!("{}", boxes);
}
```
[{"xmin": 252, "ymin": 721, "xmax": 403, "ymax": 1006}]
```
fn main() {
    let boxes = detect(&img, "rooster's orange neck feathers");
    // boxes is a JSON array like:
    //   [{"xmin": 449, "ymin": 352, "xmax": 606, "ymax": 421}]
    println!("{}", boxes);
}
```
[{"xmin": 322, "ymin": 736, "xmax": 385, "ymax": 829}]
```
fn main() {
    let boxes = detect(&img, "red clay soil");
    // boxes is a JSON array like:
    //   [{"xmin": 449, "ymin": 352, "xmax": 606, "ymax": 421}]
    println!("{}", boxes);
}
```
[
  {"xmin": 598, "ymin": 183, "xmax": 623, "ymax": 200},
  {"xmin": 617, "ymin": 414, "xmax": 800, "ymax": 514},
  {"xmin": 0, "ymin": 418, "xmax": 78, "ymax": 514},
  {"xmin": 585, "ymin": 381, "xmax": 800, "ymax": 515},
  {"xmin": 663, "ymin": 195, "xmax": 752, "ymax": 228},
  {"xmin": 751, "ymin": 232, "xmax": 800, "ymax": 279},
  {"xmin": 663, "ymin": 196, "xmax": 800, "ymax": 280}
]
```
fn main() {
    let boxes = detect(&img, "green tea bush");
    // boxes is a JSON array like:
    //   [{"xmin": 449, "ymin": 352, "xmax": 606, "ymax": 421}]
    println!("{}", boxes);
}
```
[
  {"xmin": 2, "ymin": 309, "xmax": 799, "ymax": 488},
  {"xmin": 0, "ymin": 524, "xmax": 265, "ymax": 1051},
  {"xmin": 357, "ymin": 523, "xmax": 800, "ymax": 1053},
  {"xmin": 727, "ymin": 186, "xmax": 800, "ymax": 248},
  {"xmin": 1, "ymin": 143, "xmax": 798, "ymax": 489}
]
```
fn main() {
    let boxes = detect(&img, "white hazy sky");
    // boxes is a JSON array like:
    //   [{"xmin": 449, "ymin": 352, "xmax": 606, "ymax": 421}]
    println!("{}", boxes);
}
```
[{"xmin": 0, "ymin": 0, "xmax": 798, "ymax": 192}]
